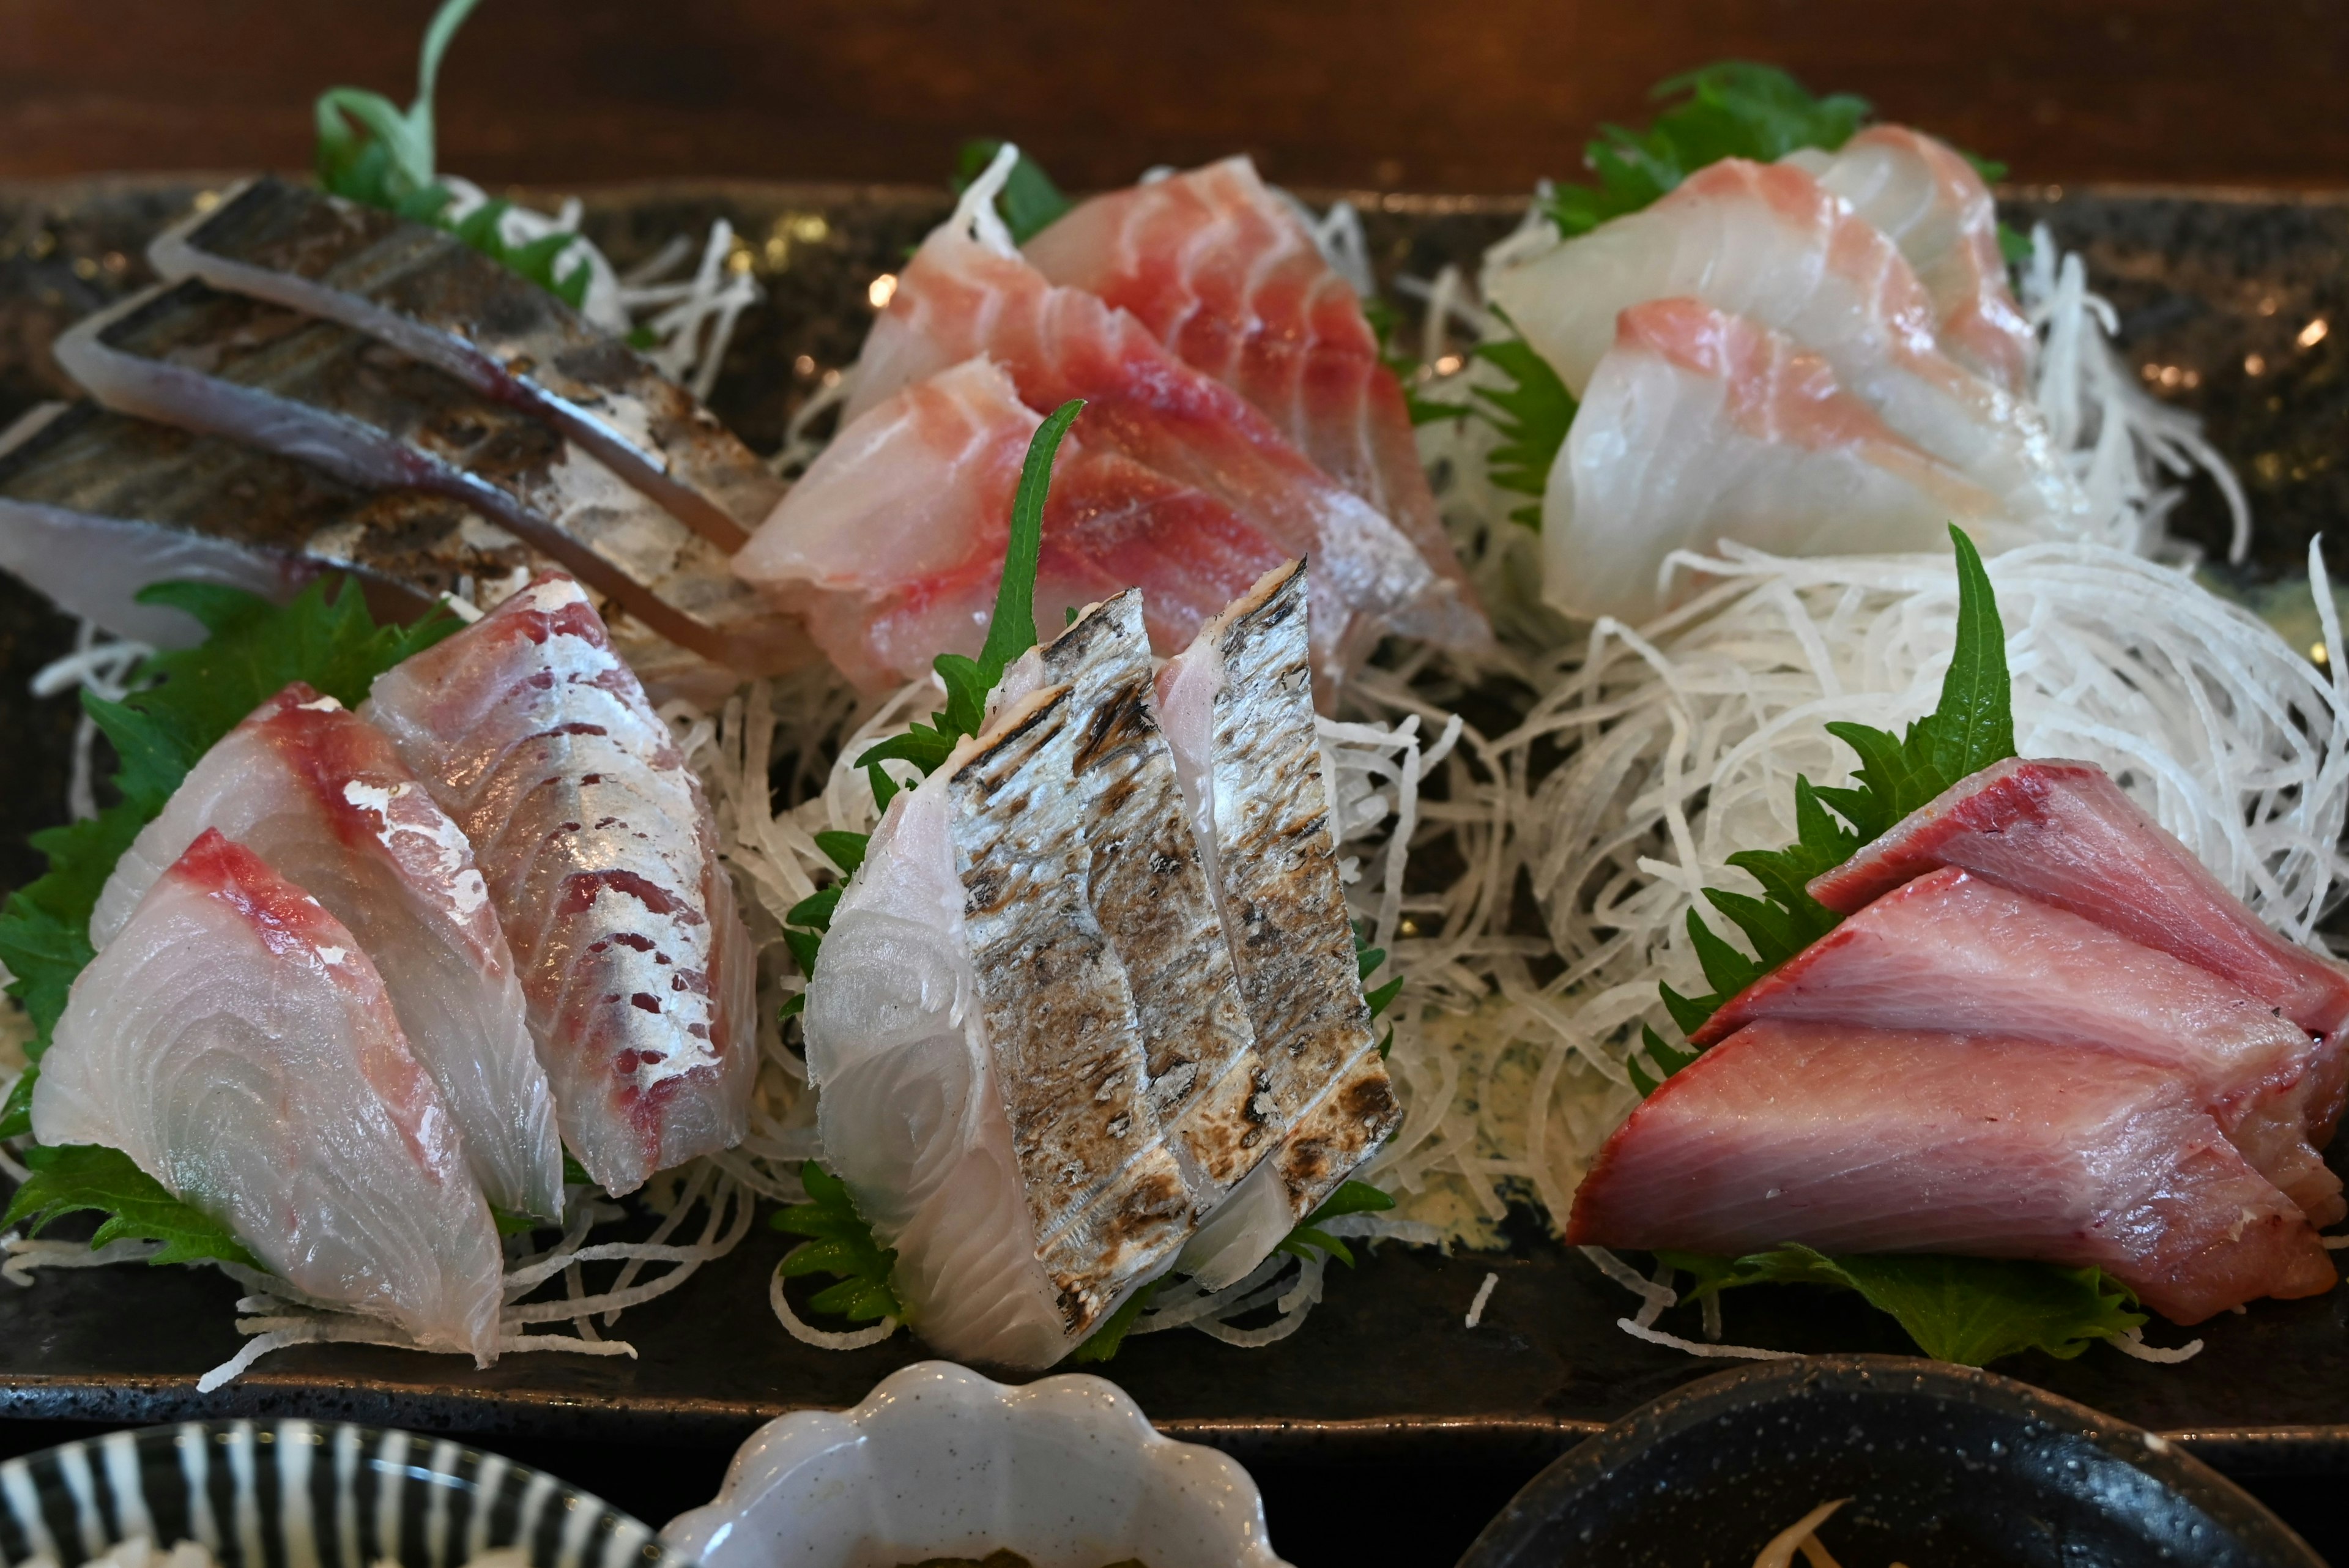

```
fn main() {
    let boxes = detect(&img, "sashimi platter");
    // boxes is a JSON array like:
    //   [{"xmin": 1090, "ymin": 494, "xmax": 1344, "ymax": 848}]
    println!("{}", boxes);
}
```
[{"xmin": 2, "ymin": 6, "xmax": 2347, "ymax": 1462}]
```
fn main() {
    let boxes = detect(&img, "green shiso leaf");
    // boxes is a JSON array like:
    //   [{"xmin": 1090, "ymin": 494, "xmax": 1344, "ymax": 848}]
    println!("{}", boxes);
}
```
[
  {"xmin": 1467, "ymin": 324, "xmax": 1578, "ymax": 531},
  {"xmin": 1275, "ymin": 1179, "xmax": 1397, "ymax": 1270},
  {"xmin": 2, "ymin": 1144, "xmax": 259, "ymax": 1270},
  {"xmin": 1066, "ymin": 1276, "xmax": 1157, "ymax": 1364},
  {"xmin": 953, "ymin": 139, "xmax": 1074, "ymax": 245},
  {"xmin": 772, "ymin": 1162, "xmax": 903, "ymax": 1325}
]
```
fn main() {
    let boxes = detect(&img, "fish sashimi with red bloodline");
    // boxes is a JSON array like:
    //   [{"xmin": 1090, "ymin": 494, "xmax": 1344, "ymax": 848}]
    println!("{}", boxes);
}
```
[
  {"xmin": 87, "ymin": 681, "xmax": 567, "ymax": 1221},
  {"xmin": 34, "ymin": 828, "xmax": 507, "ymax": 1360},
  {"xmin": 1690, "ymin": 864, "xmax": 2343, "ymax": 1225},
  {"xmin": 1023, "ymin": 156, "xmax": 1472, "ymax": 595},
  {"xmin": 735, "ymin": 356, "xmax": 1290, "ymax": 692},
  {"xmin": 362, "ymin": 572, "xmax": 758, "ymax": 1195},
  {"xmin": 1545, "ymin": 297, "xmax": 2033, "ymax": 622},
  {"xmin": 1567, "ymin": 1019, "xmax": 2337, "ymax": 1326}
]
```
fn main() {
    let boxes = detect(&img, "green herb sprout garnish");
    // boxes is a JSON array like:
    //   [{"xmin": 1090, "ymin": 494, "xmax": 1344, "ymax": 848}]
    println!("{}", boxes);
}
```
[
  {"xmin": 1466, "ymin": 319, "xmax": 1578, "ymax": 532},
  {"xmin": 771, "ymin": 1162, "xmax": 904, "ymax": 1326},
  {"xmin": 314, "ymin": 0, "xmax": 593, "ymax": 308},
  {"xmin": 952, "ymin": 139, "xmax": 1074, "ymax": 245}
]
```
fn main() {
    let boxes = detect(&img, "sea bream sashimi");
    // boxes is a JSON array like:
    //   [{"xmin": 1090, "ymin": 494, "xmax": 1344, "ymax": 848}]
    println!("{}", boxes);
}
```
[
  {"xmin": 1806, "ymin": 756, "xmax": 2349, "ymax": 1131},
  {"xmin": 86, "ymin": 682, "xmax": 566, "ymax": 1221},
  {"xmin": 363, "ymin": 573, "xmax": 758, "ymax": 1195},
  {"xmin": 1482, "ymin": 157, "xmax": 2082, "ymax": 531},
  {"xmin": 837, "ymin": 150, "xmax": 1486, "ymax": 683},
  {"xmin": 1567, "ymin": 1019, "xmax": 2337, "ymax": 1325},
  {"xmin": 1782, "ymin": 126, "xmax": 2036, "ymax": 392},
  {"xmin": 1690, "ymin": 865, "xmax": 2343, "ymax": 1225},
  {"xmin": 1545, "ymin": 297, "xmax": 2028, "ymax": 622},
  {"xmin": 733, "ymin": 356, "xmax": 1292, "ymax": 692},
  {"xmin": 1022, "ymin": 157, "xmax": 1471, "ymax": 593},
  {"xmin": 33, "ymin": 828, "xmax": 506, "ymax": 1359},
  {"xmin": 150, "ymin": 177, "xmax": 785, "ymax": 549}
]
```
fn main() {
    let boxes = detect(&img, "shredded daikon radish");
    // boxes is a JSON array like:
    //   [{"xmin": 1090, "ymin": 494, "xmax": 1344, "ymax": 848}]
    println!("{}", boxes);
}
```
[{"xmin": 32, "ymin": 622, "xmax": 153, "ymax": 823}]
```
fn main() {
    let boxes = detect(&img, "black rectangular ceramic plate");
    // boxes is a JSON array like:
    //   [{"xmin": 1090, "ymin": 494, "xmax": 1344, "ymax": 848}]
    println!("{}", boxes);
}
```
[{"xmin": 1, "ymin": 176, "xmax": 2345, "ymax": 1474}]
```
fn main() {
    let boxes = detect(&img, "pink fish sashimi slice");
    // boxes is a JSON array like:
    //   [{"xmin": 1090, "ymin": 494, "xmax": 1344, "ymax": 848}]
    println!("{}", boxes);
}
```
[
  {"xmin": 840, "ymin": 182, "xmax": 1485, "ymax": 676},
  {"xmin": 1546, "ymin": 297, "xmax": 2025, "ymax": 622},
  {"xmin": 1783, "ymin": 126, "xmax": 2036, "ymax": 393},
  {"xmin": 1567, "ymin": 1019, "xmax": 2336, "ymax": 1325},
  {"xmin": 363, "ymin": 572, "xmax": 757, "ymax": 1195},
  {"xmin": 1807, "ymin": 756, "xmax": 2349, "ymax": 1135},
  {"xmin": 34, "ymin": 828, "xmax": 505, "ymax": 1359},
  {"xmin": 735, "ymin": 357, "xmax": 1292, "ymax": 691},
  {"xmin": 1023, "ymin": 156, "xmax": 1472, "ymax": 594},
  {"xmin": 1692, "ymin": 865, "xmax": 2342, "ymax": 1225},
  {"xmin": 1484, "ymin": 157, "xmax": 2081, "ymax": 530},
  {"xmin": 87, "ymin": 681, "xmax": 567, "ymax": 1221}
]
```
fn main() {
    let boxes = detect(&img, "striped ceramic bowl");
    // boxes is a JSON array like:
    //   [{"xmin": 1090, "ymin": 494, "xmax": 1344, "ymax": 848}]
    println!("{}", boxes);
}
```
[{"xmin": 0, "ymin": 1422, "xmax": 683, "ymax": 1568}]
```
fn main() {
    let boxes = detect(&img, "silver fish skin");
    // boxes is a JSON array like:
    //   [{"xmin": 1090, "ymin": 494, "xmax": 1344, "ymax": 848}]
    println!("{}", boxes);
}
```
[
  {"xmin": 949, "ymin": 680, "xmax": 1194, "ymax": 1337},
  {"xmin": 51, "ymin": 280, "xmax": 801, "ymax": 692},
  {"xmin": 150, "ymin": 178, "xmax": 784, "ymax": 550},
  {"xmin": 0, "ymin": 400, "xmax": 527, "ymax": 647},
  {"xmin": 363, "ymin": 572, "xmax": 759, "ymax": 1195}
]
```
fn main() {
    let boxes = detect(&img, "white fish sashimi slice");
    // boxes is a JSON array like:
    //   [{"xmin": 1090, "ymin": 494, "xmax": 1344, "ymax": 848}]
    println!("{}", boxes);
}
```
[
  {"xmin": 34, "ymin": 828, "xmax": 505, "ymax": 1360},
  {"xmin": 89, "ymin": 681, "xmax": 565, "ymax": 1221},
  {"xmin": 1546, "ymin": 298, "xmax": 2031, "ymax": 623},
  {"xmin": 363, "ymin": 572, "xmax": 758, "ymax": 1196},
  {"xmin": 1484, "ymin": 157, "xmax": 2082, "ymax": 530},
  {"xmin": 1783, "ymin": 126, "xmax": 2035, "ymax": 392}
]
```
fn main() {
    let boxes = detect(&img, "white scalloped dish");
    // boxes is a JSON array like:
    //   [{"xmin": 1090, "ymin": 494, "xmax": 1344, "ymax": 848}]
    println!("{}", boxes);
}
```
[{"xmin": 661, "ymin": 1361, "xmax": 1291, "ymax": 1568}]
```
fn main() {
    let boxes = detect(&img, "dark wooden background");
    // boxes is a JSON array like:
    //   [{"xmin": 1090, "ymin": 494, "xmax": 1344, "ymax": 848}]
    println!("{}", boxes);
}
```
[{"xmin": 2, "ymin": 0, "xmax": 2345, "ymax": 195}]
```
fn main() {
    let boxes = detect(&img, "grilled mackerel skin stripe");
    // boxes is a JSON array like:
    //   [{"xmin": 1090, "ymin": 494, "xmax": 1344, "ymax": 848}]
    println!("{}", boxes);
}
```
[
  {"xmin": 166, "ymin": 177, "xmax": 783, "ymax": 543},
  {"xmin": 1044, "ymin": 591, "xmax": 1268, "ymax": 1205},
  {"xmin": 1211, "ymin": 562, "xmax": 1403, "ymax": 1216},
  {"xmin": 951, "ymin": 683, "xmax": 1192, "ymax": 1334}
]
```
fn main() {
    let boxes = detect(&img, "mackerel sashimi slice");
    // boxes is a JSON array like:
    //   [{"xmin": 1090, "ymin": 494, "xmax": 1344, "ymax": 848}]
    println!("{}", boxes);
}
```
[
  {"xmin": 1023, "ymin": 156, "xmax": 1470, "ymax": 593},
  {"xmin": 1545, "ymin": 297, "xmax": 2024, "ymax": 622},
  {"xmin": 1567, "ymin": 1019, "xmax": 2337, "ymax": 1325},
  {"xmin": 733, "ymin": 357, "xmax": 1288, "ymax": 691},
  {"xmin": 150, "ymin": 177, "xmax": 784, "ymax": 548},
  {"xmin": 1693, "ymin": 865, "xmax": 2342, "ymax": 1224},
  {"xmin": 1782, "ymin": 127, "xmax": 2036, "ymax": 392},
  {"xmin": 1155, "ymin": 560, "xmax": 1403, "ymax": 1287},
  {"xmin": 34, "ymin": 829, "xmax": 506, "ymax": 1359},
  {"xmin": 363, "ymin": 573, "xmax": 757, "ymax": 1195},
  {"xmin": 88, "ymin": 682, "xmax": 566, "ymax": 1221},
  {"xmin": 1806, "ymin": 756, "xmax": 2349, "ymax": 1129}
]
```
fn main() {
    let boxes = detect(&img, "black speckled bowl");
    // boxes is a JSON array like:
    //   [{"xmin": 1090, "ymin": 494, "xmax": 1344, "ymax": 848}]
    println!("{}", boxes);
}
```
[{"xmin": 1455, "ymin": 1355, "xmax": 2324, "ymax": 1568}]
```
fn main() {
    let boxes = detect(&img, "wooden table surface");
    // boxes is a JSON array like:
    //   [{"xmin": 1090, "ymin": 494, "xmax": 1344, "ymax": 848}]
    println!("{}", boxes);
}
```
[{"xmin": 2, "ymin": 0, "xmax": 2343, "ymax": 195}]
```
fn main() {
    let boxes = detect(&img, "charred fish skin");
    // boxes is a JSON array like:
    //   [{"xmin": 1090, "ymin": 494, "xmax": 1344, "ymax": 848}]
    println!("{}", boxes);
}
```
[
  {"xmin": 949, "ymin": 683, "xmax": 1192, "ymax": 1335},
  {"xmin": 151, "ymin": 178, "xmax": 784, "ymax": 548},
  {"xmin": 53, "ymin": 280, "xmax": 796, "ymax": 682},
  {"xmin": 1208, "ymin": 562, "xmax": 1403, "ymax": 1217}
]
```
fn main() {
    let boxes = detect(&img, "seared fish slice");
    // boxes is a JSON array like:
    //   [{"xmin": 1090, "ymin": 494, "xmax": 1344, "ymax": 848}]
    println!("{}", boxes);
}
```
[
  {"xmin": 364, "ymin": 573, "xmax": 759, "ymax": 1195},
  {"xmin": 35, "ymin": 828, "xmax": 506, "ymax": 1360},
  {"xmin": 0, "ymin": 400, "xmax": 526, "ymax": 647},
  {"xmin": 52, "ymin": 280, "xmax": 796, "ymax": 688},
  {"xmin": 150, "ymin": 177, "xmax": 783, "ymax": 548}
]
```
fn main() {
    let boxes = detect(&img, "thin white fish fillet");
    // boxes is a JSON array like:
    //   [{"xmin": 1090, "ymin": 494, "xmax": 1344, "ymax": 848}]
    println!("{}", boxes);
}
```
[
  {"xmin": 1483, "ymin": 157, "xmax": 2084, "ymax": 530},
  {"xmin": 1546, "ymin": 297, "xmax": 2032, "ymax": 622},
  {"xmin": 1784, "ymin": 125, "xmax": 2035, "ymax": 392},
  {"xmin": 363, "ymin": 573, "xmax": 757, "ymax": 1195},
  {"xmin": 34, "ymin": 828, "xmax": 505, "ymax": 1360},
  {"xmin": 88, "ymin": 682, "xmax": 565, "ymax": 1221}
]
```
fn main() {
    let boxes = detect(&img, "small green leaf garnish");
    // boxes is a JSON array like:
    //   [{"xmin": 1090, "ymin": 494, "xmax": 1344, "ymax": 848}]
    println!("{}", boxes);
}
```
[
  {"xmin": 772, "ymin": 1162, "xmax": 903, "ymax": 1325},
  {"xmin": 953, "ymin": 139, "xmax": 1074, "ymax": 245},
  {"xmin": 489, "ymin": 1206, "xmax": 539, "ymax": 1237},
  {"xmin": 1067, "ymin": 1276, "xmax": 1159, "ymax": 1364},
  {"xmin": 1468, "ymin": 321, "xmax": 1578, "ymax": 530},
  {"xmin": 814, "ymin": 830, "xmax": 869, "ymax": 877},
  {"xmin": 2, "ymin": 1145, "xmax": 259, "ymax": 1270},
  {"xmin": 1277, "ymin": 1179, "xmax": 1398, "ymax": 1269}
]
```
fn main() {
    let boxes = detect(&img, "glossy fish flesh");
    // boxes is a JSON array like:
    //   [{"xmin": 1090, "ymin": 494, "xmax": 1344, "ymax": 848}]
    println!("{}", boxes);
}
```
[
  {"xmin": 150, "ymin": 177, "xmax": 784, "ymax": 548},
  {"xmin": 1568, "ymin": 1019, "xmax": 2337, "ymax": 1325},
  {"xmin": 733, "ymin": 356, "xmax": 1290, "ymax": 691},
  {"xmin": 0, "ymin": 401, "xmax": 527, "ymax": 648},
  {"xmin": 363, "ymin": 573, "xmax": 758, "ymax": 1195},
  {"xmin": 1783, "ymin": 127, "xmax": 2035, "ymax": 392},
  {"xmin": 1155, "ymin": 561, "xmax": 1401, "ymax": 1287},
  {"xmin": 1483, "ymin": 158, "xmax": 2082, "ymax": 530},
  {"xmin": 34, "ymin": 828, "xmax": 507, "ymax": 1359},
  {"xmin": 1545, "ymin": 297, "xmax": 2024, "ymax": 622},
  {"xmin": 52, "ymin": 280, "xmax": 800, "ymax": 696},
  {"xmin": 1692, "ymin": 865, "xmax": 2342, "ymax": 1224},
  {"xmin": 90, "ymin": 682, "xmax": 566, "ymax": 1221},
  {"xmin": 1024, "ymin": 157, "xmax": 1471, "ymax": 594},
  {"xmin": 1807, "ymin": 756, "xmax": 2349, "ymax": 1120}
]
